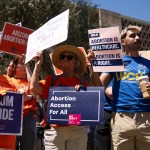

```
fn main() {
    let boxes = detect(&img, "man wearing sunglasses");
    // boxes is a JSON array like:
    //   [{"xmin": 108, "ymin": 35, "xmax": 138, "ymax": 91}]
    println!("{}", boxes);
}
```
[{"xmin": 30, "ymin": 45, "xmax": 89, "ymax": 150}]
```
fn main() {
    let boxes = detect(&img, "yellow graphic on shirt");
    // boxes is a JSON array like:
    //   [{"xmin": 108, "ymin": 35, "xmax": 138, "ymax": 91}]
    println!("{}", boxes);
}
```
[{"xmin": 115, "ymin": 72, "xmax": 144, "ymax": 81}]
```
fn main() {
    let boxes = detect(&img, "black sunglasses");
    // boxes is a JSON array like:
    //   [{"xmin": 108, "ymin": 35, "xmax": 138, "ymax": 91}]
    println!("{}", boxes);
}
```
[{"xmin": 60, "ymin": 54, "xmax": 75, "ymax": 60}]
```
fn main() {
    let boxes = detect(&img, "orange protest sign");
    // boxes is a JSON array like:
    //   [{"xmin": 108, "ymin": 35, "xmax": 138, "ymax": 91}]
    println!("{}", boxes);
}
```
[
  {"xmin": 0, "ymin": 22, "xmax": 34, "ymax": 55},
  {"xmin": 78, "ymin": 47, "xmax": 89, "ymax": 64}
]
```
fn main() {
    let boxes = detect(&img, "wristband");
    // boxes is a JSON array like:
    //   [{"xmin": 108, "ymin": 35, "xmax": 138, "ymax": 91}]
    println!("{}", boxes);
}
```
[{"xmin": 31, "ymin": 94, "xmax": 34, "ymax": 100}]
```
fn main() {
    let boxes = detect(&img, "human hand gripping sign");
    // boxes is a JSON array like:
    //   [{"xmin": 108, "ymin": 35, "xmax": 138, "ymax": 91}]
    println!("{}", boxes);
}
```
[{"xmin": 32, "ymin": 52, "xmax": 43, "ymax": 66}]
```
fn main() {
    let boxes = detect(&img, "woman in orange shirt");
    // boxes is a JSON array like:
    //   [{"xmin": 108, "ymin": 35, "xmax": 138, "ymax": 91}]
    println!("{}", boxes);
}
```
[
  {"xmin": 0, "ymin": 55, "xmax": 36, "ymax": 150},
  {"xmin": 0, "ymin": 74, "xmax": 17, "ymax": 150}
]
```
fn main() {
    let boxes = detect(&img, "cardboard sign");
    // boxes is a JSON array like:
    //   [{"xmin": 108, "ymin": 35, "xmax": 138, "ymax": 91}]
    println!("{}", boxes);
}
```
[
  {"xmin": 0, "ymin": 92, "xmax": 23, "ymax": 135},
  {"xmin": 25, "ymin": 9, "xmax": 69, "ymax": 63},
  {"xmin": 0, "ymin": 22, "xmax": 22, "ymax": 40},
  {"xmin": 46, "ymin": 87, "xmax": 104, "ymax": 125},
  {"xmin": 88, "ymin": 26, "xmax": 124, "ymax": 72},
  {"xmin": 0, "ymin": 22, "xmax": 33, "ymax": 55}
]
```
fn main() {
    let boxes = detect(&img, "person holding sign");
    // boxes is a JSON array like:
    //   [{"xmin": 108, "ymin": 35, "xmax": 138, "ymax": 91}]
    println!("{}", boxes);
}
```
[
  {"xmin": 0, "ymin": 68, "xmax": 20, "ymax": 149},
  {"xmin": 88, "ymin": 25, "xmax": 150, "ymax": 150},
  {"xmin": 6, "ymin": 55, "xmax": 37, "ymax": 150},
  {"xmin": 0, "ymin": 65, "xmax": 21, "ymax": 150},
  {"xmin": 30, "ymin": 45, "xmax": 89, "ymax": 150},
  {"xmin": 0, "ymin": 55, "xmax": 36, "ymax": 150}
]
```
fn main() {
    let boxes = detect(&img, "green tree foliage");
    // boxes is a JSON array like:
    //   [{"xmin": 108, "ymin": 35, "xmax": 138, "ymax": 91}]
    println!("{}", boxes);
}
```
[{"xmin": 0, "ymin": 0, "xmax": 99, "ymax": 77}]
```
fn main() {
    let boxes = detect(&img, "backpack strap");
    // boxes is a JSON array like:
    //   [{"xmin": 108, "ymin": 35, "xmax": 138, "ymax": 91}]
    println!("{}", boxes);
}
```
[{"xmin": 51, "ymin": 75, "xmax": 59, "ymax": 86}]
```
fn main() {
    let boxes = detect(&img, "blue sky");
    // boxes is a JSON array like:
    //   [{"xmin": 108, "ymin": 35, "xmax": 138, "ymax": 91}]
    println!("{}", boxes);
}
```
[{"xmin": 91, "ymin": 0, "xmax": 150, "ymax": 22}]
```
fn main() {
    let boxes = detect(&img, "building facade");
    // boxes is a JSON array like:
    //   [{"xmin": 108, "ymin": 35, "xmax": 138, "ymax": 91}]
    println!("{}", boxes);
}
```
[{"xmin": 99, "ymin": 8, "xmax": 150, "ymax": 50}]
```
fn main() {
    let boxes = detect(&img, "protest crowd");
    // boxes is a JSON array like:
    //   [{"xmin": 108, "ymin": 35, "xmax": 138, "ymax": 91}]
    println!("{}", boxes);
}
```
[{"xmin": 0, "ymin": 7, "xmax": 150, "ymax": 150}]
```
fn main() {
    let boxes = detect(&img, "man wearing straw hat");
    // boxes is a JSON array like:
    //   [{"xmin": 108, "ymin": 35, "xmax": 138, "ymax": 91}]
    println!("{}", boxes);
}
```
[{"xmin": 30, "ymin": 45, "xmax": 89, "ymax": 150}]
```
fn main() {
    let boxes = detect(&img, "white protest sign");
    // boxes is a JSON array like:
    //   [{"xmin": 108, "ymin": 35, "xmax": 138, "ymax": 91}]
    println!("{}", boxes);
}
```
[
  {"xmin": 88, "ymin": 26, "xmax": 124, "ymax": 72},
  {"xmin": 25, "ymin": 9, "xmax": 69, "ymax": 63}
]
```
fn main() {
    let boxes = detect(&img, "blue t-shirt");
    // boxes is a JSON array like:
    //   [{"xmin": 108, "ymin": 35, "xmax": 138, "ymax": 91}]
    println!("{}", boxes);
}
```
[
  {"xmin": 104, "ymin": 81, "xmax": 112, "ymax": 111},
  {"xmin": 104, "ymin": 95, "xmax": 112, "ymax": 111},
  {"xmin": 110, "ymin": 55, "xmax": 150, "ymax": 112}
]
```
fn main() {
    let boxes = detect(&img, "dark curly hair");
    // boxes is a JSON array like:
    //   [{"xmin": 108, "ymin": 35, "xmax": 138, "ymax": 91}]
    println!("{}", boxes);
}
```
[{"xmin": 7, "ymin": 56, "xmax": 25, "ymax": 77}]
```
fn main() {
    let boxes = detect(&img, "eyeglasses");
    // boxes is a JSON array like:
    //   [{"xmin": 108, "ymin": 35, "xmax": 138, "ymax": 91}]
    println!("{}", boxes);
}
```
[{"xmin": 60, "ymin": 54, "xmax": 75, "ymax": 60}]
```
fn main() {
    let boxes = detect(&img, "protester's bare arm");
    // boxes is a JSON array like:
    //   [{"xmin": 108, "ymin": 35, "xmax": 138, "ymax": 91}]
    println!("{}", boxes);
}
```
[
  {"xmin": 87, "ymin": 49, "xmax": 102, "ymax": 86},
  {"xmin": 18, "ymin": 87, "xmax": 36, "ymax": 101},
  {"xmin": 30, "ymin": 52, "xmax": 43, "ymax": 95},
  {"xmin": 25, "ymin": 63, "xmax": 32, "ymax": 82},
  {"xmin": 87, "ymin": 49, "xmax": 112, "ymax": 87},
  {"xmin": 99, "ymin": 73, "xmax": 112, "ymax": 87},
  {"xmin": 105, "ymin": 86, "xmax": 113, "ymax": 100}
]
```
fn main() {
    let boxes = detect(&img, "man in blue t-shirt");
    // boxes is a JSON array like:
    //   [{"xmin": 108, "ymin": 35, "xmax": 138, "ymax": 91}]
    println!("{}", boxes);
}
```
[{"xmin": 88, "ymin": 25, "xmax": 150, "ymax": 150}]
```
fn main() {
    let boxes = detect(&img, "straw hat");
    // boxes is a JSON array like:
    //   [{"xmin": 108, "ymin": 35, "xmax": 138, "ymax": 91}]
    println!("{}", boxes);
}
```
[{"xmin": 52, "ymin": 45, "xmax": 86, "ymax": 75}]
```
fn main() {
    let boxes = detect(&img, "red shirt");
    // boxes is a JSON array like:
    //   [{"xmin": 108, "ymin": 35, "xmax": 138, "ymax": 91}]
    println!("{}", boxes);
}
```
[
  {"xmin": 39, "ymin": 75, "xmax": 88, "ymax": 99},
  {"xmin": 39, "ymin": 75, "xmax": 88, "ymax": 126}
]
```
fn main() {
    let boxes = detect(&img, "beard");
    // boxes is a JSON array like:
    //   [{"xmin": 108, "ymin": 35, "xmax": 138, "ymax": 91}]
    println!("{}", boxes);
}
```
[{"xmin": 133, "ymin": 41, "xmax": 141, "ymax": 50}]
